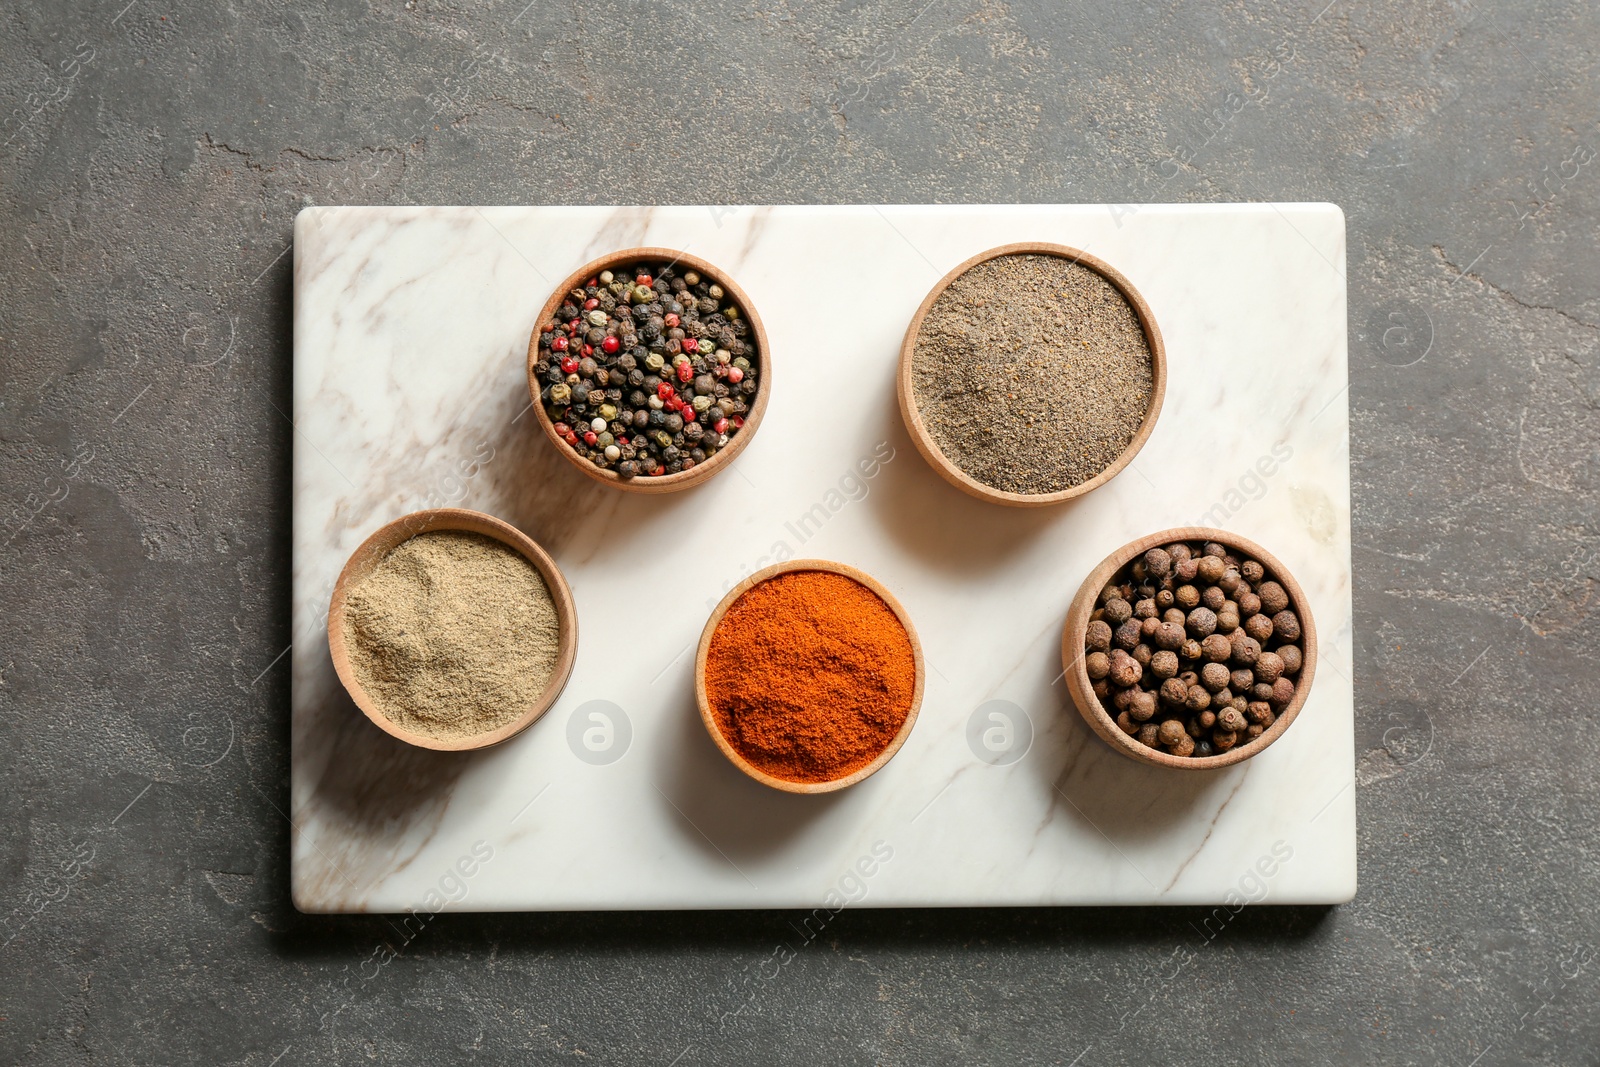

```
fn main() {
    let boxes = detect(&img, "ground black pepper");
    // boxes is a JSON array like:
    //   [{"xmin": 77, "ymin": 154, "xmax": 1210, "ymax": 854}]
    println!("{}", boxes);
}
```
[{"xmin": 910, "ymin": 253, "xmax": 1154, "ymax": 495}]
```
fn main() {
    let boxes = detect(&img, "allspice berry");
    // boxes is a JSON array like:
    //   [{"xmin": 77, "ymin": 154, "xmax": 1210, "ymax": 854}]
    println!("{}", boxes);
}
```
[
  {"xmin": 1109, "ymin": 651, "xmax": 1143, "ymax": 688},
  {"xmin": 1229, "ymin": 631, "xmax": 1261, "ymax": 666},
  {"xmin": 1144, "ymin": 548, "xmax": 1173, "ymax": 581},
  {"xmin": 1254, "ymin": 651, "xmax": 1284, "ymax": 684},
  {"xmin": 1114, "ymin": 619, "xmax": 1142, "ymax": 650},
  {"xmin": 1201, "ymin": 634, "xmax": 1232, "ymax": 662},
  {"xmin": 1154, "ymin": 622, "xmax": 1186, "ymax": 651},
  {"xmin": 1086, "ymin": 619, "xmax": 1112, "ymax": 652},
  {"xmin": 1272, "ymin": 610, "xmax": 1302, "ymax": 642},
  {"xmin": 1244, "ymin": 613, "xmax": 1275, "ymax": 643},
  {"xmin": 1085, "ymin": 537, "xmax": 1306, "ymax": 761},
  {"xmin": 1086, "ymin": 651, "xmax": 1110, "ymax": 680},
  {"xmin": 1150, "ymin": 650, "xmax": 1180, "ymax": 679},
  {"xmin": 1129, "ymin": 689, "xmax": 1157, "ymax": 721},
  {"xmin": 1271, "ymin": 676, "xmax": 1295, "ymax": 707}
]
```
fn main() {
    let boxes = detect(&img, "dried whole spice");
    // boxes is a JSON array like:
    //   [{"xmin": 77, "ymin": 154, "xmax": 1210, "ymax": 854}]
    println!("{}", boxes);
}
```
[
  {"xmin": 1087, "ymin": 538, "xmax": 1307, "ymax": 758},
  {"xmin": 703, "ymin": 570, "xmax": 916, "ymax": 783},
  {"xmin": 536, "ymin": 262, "xmax": 759, "ymax": 477}
]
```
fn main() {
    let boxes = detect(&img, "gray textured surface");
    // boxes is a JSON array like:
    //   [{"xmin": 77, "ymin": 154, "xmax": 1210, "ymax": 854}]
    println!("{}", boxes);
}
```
[{"xmin": 3, "ymin": 0, "xmax": 1598, "ymax": 1063}]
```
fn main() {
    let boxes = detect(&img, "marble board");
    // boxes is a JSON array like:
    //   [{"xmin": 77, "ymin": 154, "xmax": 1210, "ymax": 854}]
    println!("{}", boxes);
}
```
[{"xmin": 291, "ymin": 204, "xmax": 1355, "ymax": 912}]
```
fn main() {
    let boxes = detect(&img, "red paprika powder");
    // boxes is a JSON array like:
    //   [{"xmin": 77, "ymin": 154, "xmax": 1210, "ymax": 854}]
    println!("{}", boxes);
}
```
[{"xmin": 703, "ymin": 569, "xmax": 917, "ymax": 783}]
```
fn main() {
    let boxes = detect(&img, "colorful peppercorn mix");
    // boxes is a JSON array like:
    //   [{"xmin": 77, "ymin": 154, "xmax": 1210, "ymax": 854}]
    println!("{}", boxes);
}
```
[{"xmin": 533, "ymin": 262, "xmax": 760, "ymax": 477}]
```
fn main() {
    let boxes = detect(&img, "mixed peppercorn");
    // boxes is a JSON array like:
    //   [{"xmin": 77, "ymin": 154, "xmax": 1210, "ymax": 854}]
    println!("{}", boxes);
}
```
[
  {"xmin": 1084, "ymin": 540, "xmax": 1307, "ymax": 759},
  {"xmin": 533, "ymin": 262, "xmax": 760, "ymax": 478}
]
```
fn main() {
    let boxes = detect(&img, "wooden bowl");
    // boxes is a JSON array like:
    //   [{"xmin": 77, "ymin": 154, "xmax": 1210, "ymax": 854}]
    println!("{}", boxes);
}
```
[
  {"xmin": 1061, "ymin": 527, "xmax": 1317, "ymax": 770},
  {"xmin": 327, "ymin": 507, "xmax": 578, "ymax": 752},
  {"xmin": 694, "ymin": 559, "xmax": 925, "ymax": 794},
  {"xmin": 526, "ymin": 247, "xmax": 771, "ymax": 494},
  {"xmin": 897, "ymin": 241, "xmax": 1166, "ymax": 507}
]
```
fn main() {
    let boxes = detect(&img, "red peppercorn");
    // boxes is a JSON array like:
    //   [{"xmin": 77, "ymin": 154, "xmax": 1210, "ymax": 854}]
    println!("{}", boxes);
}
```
[
  {"xmin": 666, "ymin": 397, "xmax": 683, "ymax": 412},
  {"xmin": 586, "ymin": 277, "xmax": 598, "ymax": 287},
  {"xmin": 733, "ymin": 416, "xmax": 745, "ymax": 428},
  {"xmin": 553, "ymin": 422, "xmax": 570, "ymax": 436},
  {"xmin": 601, "ymin": 336, "xmax": 620, "ymax": 354},
  {"xmin": 563, "ymin": 431, "xmax": 578, "ymax": 446},
  {"xmin": 683, "ymin": 408, "xmax": 697, "ymax": 423},
  {"xmin": 657, "ymin": 383, "xmax": 675, "ymax": 400},
  {"xmin": 567, "ymin": 318, "xmax": 580, "ymax": 331},
  {"xmin": 636, "ymin": 273, "xmax": 652, "ymax": 286},
  {"xmin": 583, "ymin": 431, "xmax": 598, "ymax": 445},
  {"xmin": 713, "ymin": 417, "xmax": 728, "ymax": 434},
  {"xmin": 676, "ymin": 362, "xmax": 694, "ymax": 382},
  {"xmin": 682, "ymin": 337, "xmax": 698, "ymax": 353},
  {"xmin": 582, "ymin": 344, "xmax": 593, "ymax": 356},
  {"xmin": 583, "ymin": 297, "xmax": 599, "ymax": 311},
  {"xmin": 559, "ymin": 356, "xmax": 578, "ymax": 374},
  {"xmin": 551, "ymin": 336, "xmax": 569, "ymax": 352},
  {"xmin": 541, "ymin": 323, "xmax": 554, "ymax": 333},
  {"xmin": 727, "ymin": 366, "xmax": 744, "ymax": 384},
  {"xmin": 664, "ymin": 313, "xmax": 680, "ymax": 328}
]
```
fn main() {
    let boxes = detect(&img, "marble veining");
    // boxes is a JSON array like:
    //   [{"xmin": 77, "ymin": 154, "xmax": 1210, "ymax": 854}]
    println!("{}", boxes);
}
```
[{"xmin": 292, "ymin": 205, "xmax": 1355, "ymax": 912}]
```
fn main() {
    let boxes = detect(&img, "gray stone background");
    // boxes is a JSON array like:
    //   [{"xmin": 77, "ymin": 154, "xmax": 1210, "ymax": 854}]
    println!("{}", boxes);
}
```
[{"xmin": 3, "ymin": 0, "xmax": 1597, "ymax": 1063}]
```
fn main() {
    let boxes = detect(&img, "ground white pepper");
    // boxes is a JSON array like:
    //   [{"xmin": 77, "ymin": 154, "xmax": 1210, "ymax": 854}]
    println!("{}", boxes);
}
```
[
  {"xmin": 343, "ymin": 530, "xmax": 561, "ymax": 741},
  {"xmin": 911, "ymin": 253, "xmax": 1154, "ymax": 495}
]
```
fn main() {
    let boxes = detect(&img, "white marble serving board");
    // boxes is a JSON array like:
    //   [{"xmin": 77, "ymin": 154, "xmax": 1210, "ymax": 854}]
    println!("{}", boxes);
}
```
[{"xmin": 291, "ymin": 205, "xmax": 1355, "ymax": 912}]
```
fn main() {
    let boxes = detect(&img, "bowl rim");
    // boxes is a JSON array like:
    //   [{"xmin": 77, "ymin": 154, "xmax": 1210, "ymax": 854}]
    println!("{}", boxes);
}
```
[
  {"xmin": 526, "ymin": 246, "xmax": 771, "ymax": 495},
  {"xmin": 1060, "ymin": 526, "xmax": 1318, "ymax": 770},
  {"xmin": 326, "ymin": 507, "xmax": 579, "ymax": 752},
  {"xmin": 694, "ymin": 558, "xmax": 926, "ymax": 794},
  {"xmin": 896, "ymin": 240, "xmax": 1167, "ymax": 508}
]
